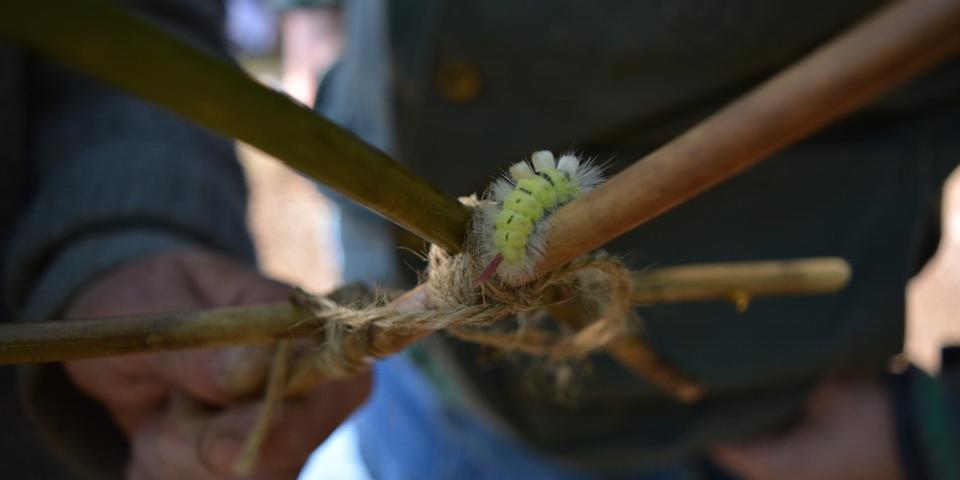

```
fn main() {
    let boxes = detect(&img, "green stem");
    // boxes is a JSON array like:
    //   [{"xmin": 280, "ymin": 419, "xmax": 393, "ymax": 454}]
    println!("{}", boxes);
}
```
[{"xmin": 0, "ymin": 0, "xmax": 469, "ymax": 252}]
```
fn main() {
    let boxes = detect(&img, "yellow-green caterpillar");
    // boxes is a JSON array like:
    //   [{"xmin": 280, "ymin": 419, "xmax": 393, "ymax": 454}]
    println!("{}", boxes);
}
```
[{"xmin": 476, "ymin": 150, "xmax": 603, "ymax": 284}]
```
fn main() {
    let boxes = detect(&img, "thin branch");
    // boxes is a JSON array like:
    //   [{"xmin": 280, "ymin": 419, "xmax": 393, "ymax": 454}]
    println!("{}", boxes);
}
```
[
  {"xmin": 0, "ymin": 258, "xmax": 850, "ymax": 366},
  {"xmin": 629, "ymin": 257, "xmax": 851, "ymax": 307},
  {"xmin": 0, "ymin": 304, "xmax": 309, "ymax": 365}
]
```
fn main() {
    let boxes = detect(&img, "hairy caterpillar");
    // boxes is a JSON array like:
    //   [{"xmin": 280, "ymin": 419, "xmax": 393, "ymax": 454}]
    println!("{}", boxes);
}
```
[{"xmin": 475, "ymin": 150, "xmax": 604, "ymax": 284}]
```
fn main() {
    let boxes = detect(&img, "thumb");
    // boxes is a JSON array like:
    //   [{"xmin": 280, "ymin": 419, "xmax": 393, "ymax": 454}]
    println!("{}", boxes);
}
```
[{"xmin": 148, "ymin": 345, "xmax": 276, "ymax": 405}]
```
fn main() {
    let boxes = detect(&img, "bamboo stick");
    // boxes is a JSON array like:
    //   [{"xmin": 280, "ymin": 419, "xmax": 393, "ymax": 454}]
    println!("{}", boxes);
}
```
[
  {"xmin": 530, "ymin": 0, "xmax": 960, "ymax": 280},
  {"xmin": 629, "ymin": 257, "xmax": 852, "ymax": 308},
  {"xmin": 547, "ymin": 257, "xmax": 851, "ymax": 402},
  {"xmin": 0, "ymin": 258, "xmax": 849, "ymax": 365},
  {"xmin": 0, "ymin": 0, "xmax": 469, "ymax": 253},
  {"xmin": 0, "ymin": 304, "xmax": 307, "ymax": 365}
]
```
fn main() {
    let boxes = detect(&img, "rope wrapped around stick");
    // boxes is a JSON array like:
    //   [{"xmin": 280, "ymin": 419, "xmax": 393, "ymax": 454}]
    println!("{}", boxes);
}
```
[
  {"xmin": 275, "ymin": 195, "xmax": 698, "ymax": 398},
  {"xmin": 234, "ymin": 202, "xmax": 697, "ymax": 473},
  {"xmin": 284, "ymin": 244, "xmax": 649, "ymax": 390}
]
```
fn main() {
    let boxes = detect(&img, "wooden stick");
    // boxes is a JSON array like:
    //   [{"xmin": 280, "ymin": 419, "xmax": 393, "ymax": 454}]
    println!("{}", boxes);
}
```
[
  {"xmin": 546, "ymin": 257, "xmax": 851, "ymax": 403},
  {"xmin": 630, "ymin": 257, "xmax": 852, "ymax": 308},
  {"xmin": 531, "ymin": 0, "xmax": 960, "ymax": 280},
  {"xmin": 0, "ymin": 258, "xmax": 849, "ymax": 365},
  {"xmin": 0, "ymin": 303, "xmax": 308, "ymax": 365},
  {"xmin": 0, "ymin": 0, "xmax": 470, "ymax": 253}
]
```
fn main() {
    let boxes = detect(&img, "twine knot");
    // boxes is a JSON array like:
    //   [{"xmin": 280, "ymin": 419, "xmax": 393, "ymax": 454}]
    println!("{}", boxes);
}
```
[{"xmin": 290, "ymin": 241, "xmax": 635, "ymax": 382}]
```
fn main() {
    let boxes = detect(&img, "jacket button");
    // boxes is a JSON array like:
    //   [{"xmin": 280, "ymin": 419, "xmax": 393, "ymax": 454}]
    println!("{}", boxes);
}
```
[{"xmin": 436, "ymin": 59, "xmax": 482, "ymax": 104}]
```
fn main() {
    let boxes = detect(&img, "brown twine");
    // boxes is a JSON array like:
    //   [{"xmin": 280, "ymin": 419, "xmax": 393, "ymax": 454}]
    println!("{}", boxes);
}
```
[
  {"xmin": 232, "ymin": 247, "xmax": 636, "ymax": 474},
  {"xmin": 232, "ymin": 341, "xmax": 290, "ymax": 476},
  {"xmin": 233, "ymin": 197, "xmax": 640, "ymax": 474},
  {"xmin": 300, "ymin": 245, "xmax": 635, "ymax": 377}
]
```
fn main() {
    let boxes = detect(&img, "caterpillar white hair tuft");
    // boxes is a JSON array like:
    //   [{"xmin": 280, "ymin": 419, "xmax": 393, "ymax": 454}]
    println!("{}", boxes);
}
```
[{"xmin": 474, "ymin": 150, "xmax": 604, "ymax": 285}]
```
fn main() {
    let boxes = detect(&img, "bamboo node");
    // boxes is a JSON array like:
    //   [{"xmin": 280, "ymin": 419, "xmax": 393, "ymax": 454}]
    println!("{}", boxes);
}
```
[{"xmin": 730, "ymin": 290, "xmax": 752, "ymax": 312}]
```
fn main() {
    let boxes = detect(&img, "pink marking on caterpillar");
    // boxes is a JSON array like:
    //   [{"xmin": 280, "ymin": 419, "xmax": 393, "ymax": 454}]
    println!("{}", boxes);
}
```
[{"xmin": 474, "ymin": 254, "xmax": 504, "ymax": 286}]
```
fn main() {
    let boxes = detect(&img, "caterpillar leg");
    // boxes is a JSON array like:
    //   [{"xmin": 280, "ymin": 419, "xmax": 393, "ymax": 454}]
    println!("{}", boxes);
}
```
[{"xmin": 475, "ymin": 253, "xmax": 504, "ymax": 285}]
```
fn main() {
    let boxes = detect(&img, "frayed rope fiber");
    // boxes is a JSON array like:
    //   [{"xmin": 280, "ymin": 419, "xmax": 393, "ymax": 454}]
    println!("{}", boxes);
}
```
[
  {"xmin": 234, "ymin": 246, "xmax": 637, "ymax": 474},
  {"xmin": 280, "ymin": 197, "xmax": 641, "ymax": 387},
  {"xmin": 294, "ymin": 243, "xmax": 636, "ymax": 380},
  {"xmin": 234, "ymin": 200, "xmax": 668, "ymax": 474}
]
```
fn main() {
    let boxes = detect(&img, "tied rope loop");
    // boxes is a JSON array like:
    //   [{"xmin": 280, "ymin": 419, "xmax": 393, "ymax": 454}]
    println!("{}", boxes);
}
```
[
  {"xmin": 233, "ymin": 248, "xmax": 636, "ymax": 475},
  {"xmin": 436, "ymin": 246, "xmax": 637, "ymax": 360},
  {"xmin": 234, "ymin": 202, "xmax": 639, "ymax": 474},
  {"xmin": 285, "ymin": 196, "xmax": 638, "ymax": 377},
  {"xmin": 293, "ymin": 243, "xmax": 636, "ymax": 379}
]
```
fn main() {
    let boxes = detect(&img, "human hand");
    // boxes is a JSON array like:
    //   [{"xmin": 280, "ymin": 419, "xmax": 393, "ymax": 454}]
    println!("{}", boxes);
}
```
[
  {"xmin": 62, "ymin": 248, "xmax": 371, "ymax": 479},
  {"xmin": 710, "ymin": 378, "xmax": 904, "ymax": 480}
]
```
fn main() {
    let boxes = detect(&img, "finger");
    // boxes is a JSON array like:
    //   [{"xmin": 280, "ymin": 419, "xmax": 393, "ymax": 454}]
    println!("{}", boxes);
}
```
[
  {"xmin": 147, "ymin": 345, "xmax": 276, "ymax": 406},
  {"xmin": 64, "ymin": 249, "xmax": 290, "ymax": 407},
  {"xmin": 64, "ymin": 353, "xmax": 168, "ymax": 434},
  {"xmin": 128, "ymin": 397, "xmax": 218, "ymax": 480},
  {"xmin": 198, "ymin": 372, "xmax": 372, "ymax": 475},
  {"xmin": 142, "ymin": 251, "xmax": 292, "ymax": 403},
  {"xmin": 127, "ymin": 395, "xmax": 281, "ymax": 480},
  {"xmin": 67, "ymin": 346, "xmax": 277, "ymax": 432},
  {"xmin": 65, "ymin": 345, "xmax": 276, "ymax": 433},
  {"xmin": 131, "ymin": 397, "xmax": 310, "ymax": 480}
]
